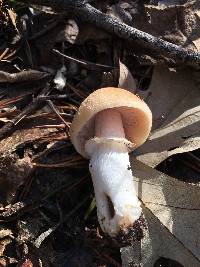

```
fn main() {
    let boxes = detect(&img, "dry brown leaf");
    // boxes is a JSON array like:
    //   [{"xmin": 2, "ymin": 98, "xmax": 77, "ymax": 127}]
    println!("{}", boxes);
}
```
[
  {"xmin": 55, "ymin": 19, "xmax": 79, "ymax": 44},
  {"xmin": 121, "ymin": 158, "xmax": 200, "ymax": 266},
  {"xmin": 135, "ymin": 66, "xmax": 200, "ymax": 167},
  {"xmin": 118, "ymin": 61, "xmax": 136, "ymax": 92}
]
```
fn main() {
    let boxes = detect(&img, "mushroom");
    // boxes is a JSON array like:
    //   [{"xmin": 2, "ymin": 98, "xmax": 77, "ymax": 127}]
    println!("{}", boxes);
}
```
[{"xmin": 70, "ymin": 87, "xmax": 152, "ymax": 241}]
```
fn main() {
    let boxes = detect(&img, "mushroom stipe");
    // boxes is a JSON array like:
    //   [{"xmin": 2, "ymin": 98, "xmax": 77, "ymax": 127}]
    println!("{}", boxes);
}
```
[{"xmin": 70, "ymin": 87, "xmax": 152, "ymax": 243}]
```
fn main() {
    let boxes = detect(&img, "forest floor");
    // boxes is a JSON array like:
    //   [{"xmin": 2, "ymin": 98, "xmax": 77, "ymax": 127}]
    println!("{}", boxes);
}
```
[{"xmin": 0, "ymin": 0, "xmax": 200, "ymax": 266}]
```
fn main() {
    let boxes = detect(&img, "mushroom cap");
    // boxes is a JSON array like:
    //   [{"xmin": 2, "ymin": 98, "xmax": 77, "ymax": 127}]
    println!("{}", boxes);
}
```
[{"xmin": 70, "ymin": 87, "xmax": 152, "ymax": 158}]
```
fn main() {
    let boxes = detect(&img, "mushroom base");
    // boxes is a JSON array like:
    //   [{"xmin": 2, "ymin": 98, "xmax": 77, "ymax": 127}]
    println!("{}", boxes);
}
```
[
  {"xmin": 115, "ymin": 214, "xmax": 146, "ymax": 246},
  {"xmin": 86, "ymin": 140, "xmax": 142, "ymax": 238}
]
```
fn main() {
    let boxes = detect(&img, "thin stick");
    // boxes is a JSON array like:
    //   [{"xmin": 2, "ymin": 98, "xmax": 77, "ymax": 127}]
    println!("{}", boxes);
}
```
[
  {"xmin": 47, "ymin": 100, "xmax": 69, "ymax": 128},
  {"xmin": 52, "ymin": 49, "xmax": 114, "ymax": 71}
]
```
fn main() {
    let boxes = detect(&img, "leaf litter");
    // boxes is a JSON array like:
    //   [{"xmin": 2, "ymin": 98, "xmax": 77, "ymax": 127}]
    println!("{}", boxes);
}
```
[
  {"xmin": 121, "ymin": 159, "xmax": 200, "ymax": 266},
  {"xmin": 0, "ymin": 0, "xmax": 200, "ymax": 266},
  {"xmin": 135, "ymin": 66, "xmax": 200, "ymax": 167}
]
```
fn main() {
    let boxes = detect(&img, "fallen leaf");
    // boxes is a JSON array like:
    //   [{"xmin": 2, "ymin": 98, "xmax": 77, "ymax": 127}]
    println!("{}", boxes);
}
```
[
  {"xmin": 135, "ymin": 66, "xmax": 200, "ymax": 167},
  {"xmin": 55, "ymin": 19, "xmax": 79, "ymax": 44},
  {"xmin": 121, "ymin": 158, "xmax": 200, "ymax": 266},
  {"xmin": 118, "ymin": 61, "xmax": 136, "ymax": 92}
]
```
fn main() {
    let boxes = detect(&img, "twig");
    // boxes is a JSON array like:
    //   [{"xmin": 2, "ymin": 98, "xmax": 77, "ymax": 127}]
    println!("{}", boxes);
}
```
[
  {"xmin": 34, "ymin": 223, "xmax": 59, "ymax": 248},
  {"xmin": 32, "ymin": 160, "xmax": 85, "ymax": 168},
  {"xmin": 18, "ymin": 0, "xmax": 200, "ymax": 65},
  {"xmin": 35, "ymin": 124, "xmax": 66, "ymax": 128},
  {"xmin": 0, "ymin": 48, "xmax": 9, "ymax": 61},
  {"xmin": 0, "ymin": 70, "xmax": 50, "ymax": 83},
  {"xmin": 52, "ymin": 49, "xmax": 114, "ymax": 71},
  {"xmin": 47, "ymin": 99, "xmax": 69, "ymax": 128},
  {"xmin": 37, "ymin": 94, "xmax": 68, "ymax": 101}
]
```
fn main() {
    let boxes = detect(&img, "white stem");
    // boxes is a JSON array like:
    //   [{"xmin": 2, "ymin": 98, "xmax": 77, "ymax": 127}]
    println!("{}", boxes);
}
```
[{"xmin": 88, "ymin": 141, "xmax": 141, "ymax": 237}]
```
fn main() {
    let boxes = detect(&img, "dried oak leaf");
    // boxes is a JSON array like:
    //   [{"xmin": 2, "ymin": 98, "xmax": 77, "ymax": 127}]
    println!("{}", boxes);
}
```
[
  {"xmin": 121, "ymin": 158, "xmax": 200, "ymax": 266},
  {"xmin": 118, "ymin": 61, "xmax": 136, "ymax": 92},
  {"xmin": 135, "ymin": 66, "xmax": 200, "ymax": 167}
]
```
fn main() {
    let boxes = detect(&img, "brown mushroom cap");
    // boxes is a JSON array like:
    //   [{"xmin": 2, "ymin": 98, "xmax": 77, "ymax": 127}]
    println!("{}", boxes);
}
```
[{"xmin": 70, "ymin": 87, "xmax": 152, "ymax": 158}]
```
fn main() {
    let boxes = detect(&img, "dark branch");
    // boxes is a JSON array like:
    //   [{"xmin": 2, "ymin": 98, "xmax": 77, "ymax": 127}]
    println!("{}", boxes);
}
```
[{"xmin": 18, "ymin": 0, "xmax": 200, "ymax": 65}]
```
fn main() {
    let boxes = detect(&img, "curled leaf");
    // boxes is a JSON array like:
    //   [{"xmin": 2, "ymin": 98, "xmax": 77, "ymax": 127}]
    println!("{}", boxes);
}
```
[{"xmin": 118, "ymin": 61, "xmax": 136, "ymax": 92}]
